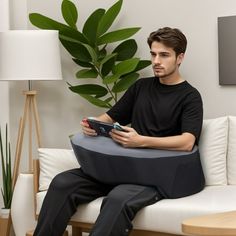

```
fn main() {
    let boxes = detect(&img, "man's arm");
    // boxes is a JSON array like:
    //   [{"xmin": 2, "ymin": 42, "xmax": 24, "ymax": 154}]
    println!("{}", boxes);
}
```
[
  {"xmin": 138, "ymin": 132, "xmax": 195, "ymax": 151},
  {"xmin": 81, "ymin": 114, "xmax": 195, "ymax": 151},
  {"xmin": 110, "ymin": 126, "xmax": 196, "ymax": 152},
  {"xmin": 96, "ymin": 113, "xmax": 115, "ymax": 123}
]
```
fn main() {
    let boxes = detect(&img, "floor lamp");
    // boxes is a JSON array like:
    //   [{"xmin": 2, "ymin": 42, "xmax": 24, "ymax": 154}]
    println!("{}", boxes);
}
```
[{"xmin": 0, "ymin": 30, "xmax": 63, "ymax": 188}]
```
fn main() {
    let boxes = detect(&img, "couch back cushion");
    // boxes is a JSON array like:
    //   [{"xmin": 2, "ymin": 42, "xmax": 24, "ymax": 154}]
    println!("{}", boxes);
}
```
[
  {"xmin": 227, "ymin": 116, "xmax": 236, "ymax": 184},
  {"xmin": 199, "ymin": 116, "xmax": 228, "ymax": 186},
  {"xmin": 38, "ymin": 148, "xmax": 80, "ymax": 191}
]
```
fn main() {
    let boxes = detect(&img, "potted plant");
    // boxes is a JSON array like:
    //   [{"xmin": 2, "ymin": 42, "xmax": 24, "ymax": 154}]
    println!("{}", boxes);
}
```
[
  {"xmin": 29, "ymin": 0, "xmax": 151, "ymax": 108},
  {"xmin": 0, "ymin": 124, "xmax": 13, "ymax": 236},
  {"xmin": 0, "ymin": 124, "xmax": 13, "ymax": 214}
]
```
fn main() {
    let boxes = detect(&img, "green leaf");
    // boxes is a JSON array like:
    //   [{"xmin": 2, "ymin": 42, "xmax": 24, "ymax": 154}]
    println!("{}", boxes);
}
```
[
  {"xmin": 113, "ymin": 58, "xmax": 140, "ymax": 76},
  {"xmin": 61, "ymin": 0, "xmax": 78, "ymax": 29},
  {"xmin": 103, "ymin": 58, "xmax": 139, "ymax": 84},
  {"xmin": 100, "ymin": 53, "xmax": 117, "ymax": 77},
  {"xmin": 82, "ymin": 44, "xmax": 98, "ymax": 63},
  {"xmin": 0, "ymin": 124, "xmax": 13, "ymax": 209},
  {"xmin": 59, "ymin": 28, "xmax": 88, "ymax": 44},
  {"xmin": 82, "ymin": 9, "xmax": 105, "ymax": 45},
  {"xmin": 80, "ymin": 94, "xmax": 111, "ymax": 108},
  {"xmin": 112, "ymin": 39, "xmax": 137, "ymax": 61},
  {"xmin": 97, "ymin": 0, "xmax": 122, "ymax": 36},
  {"xmin": 72, "ymin": 58, "xmax": 93, "ymax": 68},
  {"xmin": 60, "ymin": 39, "xmax": 92, "ymax": 62},
  {"xmin": 134, "ymin": 60, "xmax": 152, "ymax": 72},
  {"xmin": 76, "ymin": 68, "xmax": 98, "ymax": 78},
  {"xmin": 103, "ymin": 74, "xmax": 120, "ymax": 84},
  {"xmin": 29, "ymin": 13, "xmax": 70, "ymax": 31},
  {"xmin": 116, "ymin": 60, "xmax": 151, "ymax": 78},
  {"xmin": 0, "ymin": 128, "xmax": 4, "ymax": 166},
  {"xmin": 98, "ymin": 27, "xmax": 141, "ymax": 45},
  {"xmin": 104, "ymin": 96, "xmax": 113, "ymax": 103},
  {"xmin": 112, "ymin": 73, "xmax": 139, "ymax": 92},
  {"xmin": 69, "ymin": 84, "xmax": 108, "ymax": 97},
  {"xmin": 98, "ymin": 46, "xmax": 107, "ymax": 60}
]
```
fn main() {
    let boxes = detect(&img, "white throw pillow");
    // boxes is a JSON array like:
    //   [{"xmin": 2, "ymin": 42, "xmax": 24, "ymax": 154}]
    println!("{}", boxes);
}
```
[
  {"xmin": 227, "ymin": 116, "xmax": 236, "ymax": 184},
  {"xmin": 38, "ymin": 148, "xmax": 80, "ymax": 191},
  {"xmin": 199, "ymin": 116, "xmax": 228, "ymax": 185}
]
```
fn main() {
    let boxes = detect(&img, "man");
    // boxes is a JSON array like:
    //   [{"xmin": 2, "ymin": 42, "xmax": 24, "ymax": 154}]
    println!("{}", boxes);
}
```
[{"xmin": 34, "ymin": 27, "xmax": 203, "ymax": 236}]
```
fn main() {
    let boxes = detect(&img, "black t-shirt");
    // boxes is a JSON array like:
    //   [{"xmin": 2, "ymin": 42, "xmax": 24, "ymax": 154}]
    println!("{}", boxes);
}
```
[{"xmin": 107, "ymin": 77, "xmax": 203, "ymax": 143}]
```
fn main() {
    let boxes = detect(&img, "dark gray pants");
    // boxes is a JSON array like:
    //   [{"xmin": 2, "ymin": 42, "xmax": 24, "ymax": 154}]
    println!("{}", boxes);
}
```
[{"xmin": 33, "ymin": 168, "xmax": 162, "ymax": 236}]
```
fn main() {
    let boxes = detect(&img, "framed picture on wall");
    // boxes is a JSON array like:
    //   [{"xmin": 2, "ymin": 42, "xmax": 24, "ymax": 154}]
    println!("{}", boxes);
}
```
[{"xmin": 218, "ymin": 15, "xmax": 236, "ymax": 85}]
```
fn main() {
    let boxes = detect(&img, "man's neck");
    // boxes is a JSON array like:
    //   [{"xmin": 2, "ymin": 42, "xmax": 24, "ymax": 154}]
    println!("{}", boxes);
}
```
[{"xmin": 159, "ymin": 72, "xmax": 185, "ymax": 85}]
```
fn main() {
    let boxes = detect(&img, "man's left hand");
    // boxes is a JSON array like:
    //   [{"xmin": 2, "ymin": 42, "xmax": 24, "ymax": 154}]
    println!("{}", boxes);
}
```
[{"xmin": 110, "ymin": 126, "xmax": 143, "ymax": 148}]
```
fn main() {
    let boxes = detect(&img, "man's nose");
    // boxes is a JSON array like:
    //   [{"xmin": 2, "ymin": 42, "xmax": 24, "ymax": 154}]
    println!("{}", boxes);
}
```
[{"xmin": 153, "ymin": 56, "xmax": 161, "ymax": 65}]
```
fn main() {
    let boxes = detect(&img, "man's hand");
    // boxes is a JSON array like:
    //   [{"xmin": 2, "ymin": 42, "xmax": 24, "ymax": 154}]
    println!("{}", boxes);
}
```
[
  {"xmin": 110, "ymin": 126, "xmax": 143, "ymax": 148},
  {"xmin": 80, "ymin": 118, "xmax": 97, "ymax": 136},
  {"xmin": 80, "ymin": 114, "xmax": 114, "ymax": 137}
]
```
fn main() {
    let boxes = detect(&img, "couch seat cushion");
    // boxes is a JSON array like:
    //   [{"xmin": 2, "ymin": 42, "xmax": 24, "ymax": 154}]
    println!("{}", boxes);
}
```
[{"xmin": 36, "ymin": 185, "xmax": 236, "ymax": 235}]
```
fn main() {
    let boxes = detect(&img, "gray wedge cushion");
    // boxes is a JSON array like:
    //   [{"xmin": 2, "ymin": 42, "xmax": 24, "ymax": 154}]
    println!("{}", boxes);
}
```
[{"xmin": 71, "ymin": 133, "xmax": 205, "ymax": 198}]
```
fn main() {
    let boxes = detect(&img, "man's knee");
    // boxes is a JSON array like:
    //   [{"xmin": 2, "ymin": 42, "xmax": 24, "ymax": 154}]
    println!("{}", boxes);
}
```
[
  {"xmin": 102, "ymin": 184, "xmax": 160, "ymax": 216},
  {"xmin": 49, "ymin": 169, "xmax": 79, "ymax": 191},
  {"xmin": 101, "ymin": 185, "xmax": 143, "ymax": 217}
]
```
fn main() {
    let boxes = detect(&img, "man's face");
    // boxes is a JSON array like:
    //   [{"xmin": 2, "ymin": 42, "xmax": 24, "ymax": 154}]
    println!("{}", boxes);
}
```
[{"xmin": 150, "ymin": 41, "xmax": 184, "ymax": 79}]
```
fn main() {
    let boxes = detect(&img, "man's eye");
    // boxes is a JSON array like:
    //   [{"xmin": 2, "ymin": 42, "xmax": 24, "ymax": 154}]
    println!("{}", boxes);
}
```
[{"xmin": 160, "ymin": 53, "xmax": 169, "ymax": 57}]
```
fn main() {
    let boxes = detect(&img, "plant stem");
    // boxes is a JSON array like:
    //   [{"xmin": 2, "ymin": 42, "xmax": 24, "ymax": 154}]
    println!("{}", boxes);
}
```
[
  {"xmin": 97, "ymin": 68, "xmax": 116, "ymax": 104},
  {"xmin": 105, "ymin": 84, "xmax": 116, "ymax": 103}
]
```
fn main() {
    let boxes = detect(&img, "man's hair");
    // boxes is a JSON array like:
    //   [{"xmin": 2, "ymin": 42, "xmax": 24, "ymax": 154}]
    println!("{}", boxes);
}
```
[{"xmin": 147, "ymin": 27, "xmax": 187, "ymax": 56}]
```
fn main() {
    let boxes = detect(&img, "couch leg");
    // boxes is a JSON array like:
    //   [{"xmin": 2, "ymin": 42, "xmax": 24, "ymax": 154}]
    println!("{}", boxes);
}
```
[{"xmin": 72, "ymin": 226, "xmax": 83, "ymax": 236}]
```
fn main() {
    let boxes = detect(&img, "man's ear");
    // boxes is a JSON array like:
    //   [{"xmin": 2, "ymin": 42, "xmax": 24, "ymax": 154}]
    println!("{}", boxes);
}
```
[{"xmin": 177, "ymin": 53, "xmax": 185, "ymax": 66}]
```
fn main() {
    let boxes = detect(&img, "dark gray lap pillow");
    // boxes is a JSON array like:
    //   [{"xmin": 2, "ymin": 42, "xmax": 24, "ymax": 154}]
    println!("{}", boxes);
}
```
[{"xmin": 71, "ymin": 133, "xmax": 205, "ymax": 199}]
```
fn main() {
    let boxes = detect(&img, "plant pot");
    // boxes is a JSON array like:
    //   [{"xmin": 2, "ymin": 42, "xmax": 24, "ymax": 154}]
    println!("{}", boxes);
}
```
[{"xmin": 0, "ymin": 208, "xmax": 10, "ymax": 218}]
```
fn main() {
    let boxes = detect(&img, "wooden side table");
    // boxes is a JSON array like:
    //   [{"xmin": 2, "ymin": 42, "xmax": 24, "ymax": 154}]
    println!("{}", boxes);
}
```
[{"xmin": 182, "ymin": 211, "xmax": 236, "ymax": 236}]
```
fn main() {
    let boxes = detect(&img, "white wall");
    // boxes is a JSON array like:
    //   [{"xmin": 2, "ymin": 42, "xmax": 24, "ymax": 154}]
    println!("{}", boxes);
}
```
[
  {"xmin": 0, "ymin": 0, "xmax": 10, "ymax": 210},
  {"xmin": 9, "ymin": 0, "xmax": 236, "ymax": 153}
]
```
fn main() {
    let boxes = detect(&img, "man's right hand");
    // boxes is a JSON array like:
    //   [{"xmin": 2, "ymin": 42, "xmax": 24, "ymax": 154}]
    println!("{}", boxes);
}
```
[
  {"xmin": 80, "ymin": 118, "xmax": 97, "ymax": 136},
  {"xmin": 80, "ymin": 113, "xmax": 115, "ymax": 136}
]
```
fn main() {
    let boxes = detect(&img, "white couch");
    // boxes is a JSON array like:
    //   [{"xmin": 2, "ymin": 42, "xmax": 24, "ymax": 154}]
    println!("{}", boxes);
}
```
[{"xmin": 10, "ymin": 116, "xmax": 236, "ymax": 236}]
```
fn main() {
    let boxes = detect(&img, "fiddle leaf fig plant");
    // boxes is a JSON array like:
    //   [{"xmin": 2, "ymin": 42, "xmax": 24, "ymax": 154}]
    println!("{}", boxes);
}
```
[
  {"xmin": 29, "ymin": 0, "xmax": 151, "ymax": 108},
  {"xmin": 0, "ymin": 124, "xmax": 13, "ymax": 209}
]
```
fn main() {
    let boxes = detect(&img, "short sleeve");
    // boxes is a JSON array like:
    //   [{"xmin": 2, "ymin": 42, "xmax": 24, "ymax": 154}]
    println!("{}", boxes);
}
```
[{"xmin": 181, "ymin": 90, "xmax": 203, "ymax": 143}]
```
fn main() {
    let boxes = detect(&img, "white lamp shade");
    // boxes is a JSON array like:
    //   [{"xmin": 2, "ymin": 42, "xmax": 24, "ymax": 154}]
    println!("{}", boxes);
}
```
[{"xmin": 0, "ymin": 30, "xmax": 62, "ymax": 81}]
